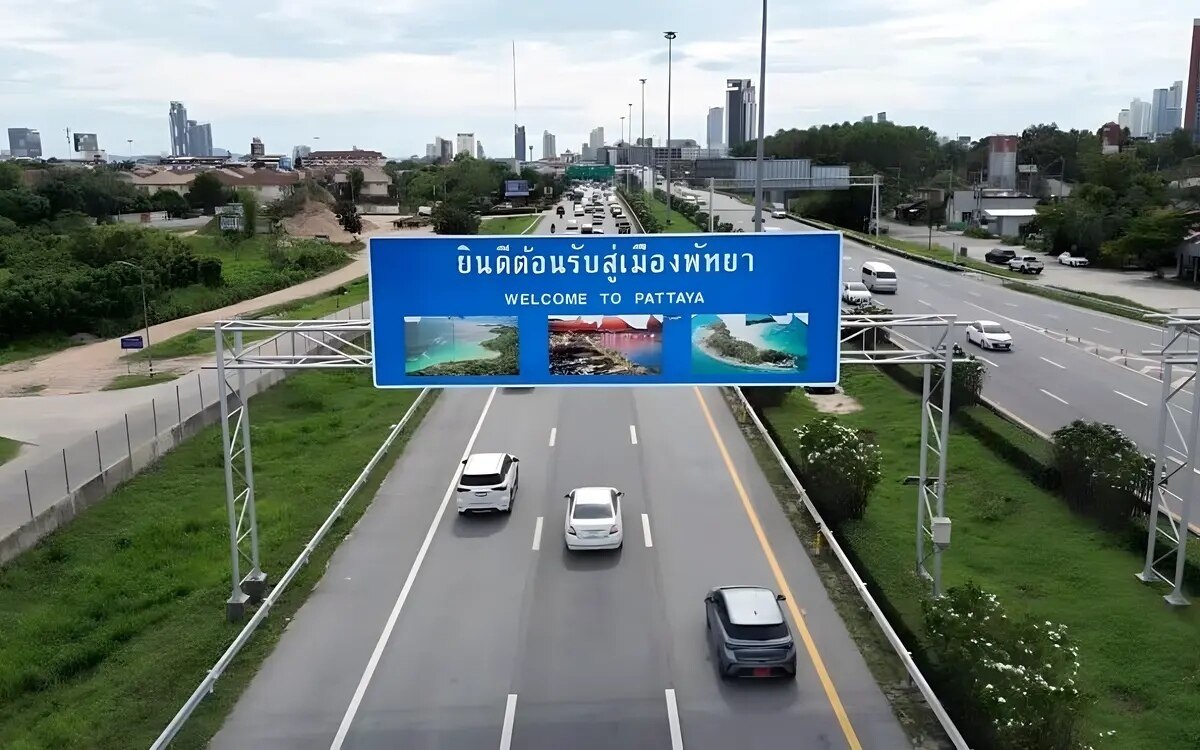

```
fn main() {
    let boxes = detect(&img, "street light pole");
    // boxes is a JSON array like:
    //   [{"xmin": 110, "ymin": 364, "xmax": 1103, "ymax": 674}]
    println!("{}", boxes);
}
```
[
  {"xmin": 752, "ymin": 0, "xmax": 768, "ymax": 233},
  {"xmin": 117, "ymin": 260, "xmax": 154, "ymax": 377},
  {"xmin": 664, "ymin": 31, "xmax": 677, "ymax": 221},
  {"xmin": 639, "ymin": 78, "xmax": 648, "ymax": 192}
]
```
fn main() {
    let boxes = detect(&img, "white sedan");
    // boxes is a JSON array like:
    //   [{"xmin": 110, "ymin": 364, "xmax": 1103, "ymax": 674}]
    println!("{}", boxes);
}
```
[
  {"xmin": 841, "ymin": 281, "xmax": 872, "ymax": 306},
  {"xmin": 966, "ymin": 320, "xmax": 1013, "ymax": 351},
  {"xmin": 564, "ymin": 487, "xmax": 624, "ymax": 551}
]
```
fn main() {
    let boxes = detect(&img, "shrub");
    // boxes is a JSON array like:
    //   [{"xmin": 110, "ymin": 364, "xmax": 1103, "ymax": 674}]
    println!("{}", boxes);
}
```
[
  {"xmin": 791, "ymin": 416, "xmax": 882, "ymax": 526},
  {"xmin": 741, "ymin": 386, "xmax": 795, "ymax": 409},
  {"xmin": 1051, "ymin": 421, "xmax": 1152, "ymax": 528},
  {"xmin": 963, "ymin": 225, "xmax": 995, "ymax": 239},
  {"xmin": 923, "ymin": 582, "xmax": 1100, "ymax": 750},
  {"xmin": 944, "ymin": 356, "xmax": 986, "ymax": 412}
]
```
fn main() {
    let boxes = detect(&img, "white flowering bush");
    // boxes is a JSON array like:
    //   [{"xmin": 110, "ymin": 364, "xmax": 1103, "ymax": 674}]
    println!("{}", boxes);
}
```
[
  {"xmin": 923, "ymin": 582, "xmax": 1111, "ymax": 749},
  {"xmin": 792, "ymin": 416, "xmax": 882, "ymax": 526},
  {"xmin": 1051, "ymin": 420, "xmax": 1153, "ymax": 528}
]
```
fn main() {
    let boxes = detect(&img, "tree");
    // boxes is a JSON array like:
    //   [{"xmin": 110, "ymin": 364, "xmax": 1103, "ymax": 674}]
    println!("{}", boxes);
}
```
[
  {"xmin": 0, "ymin": 188, "xmax": 50, "ymax": 226},
  {"xmin": 334, "ymin": 199, "xmax": 363, "ymax": 234},
  {"xmin": 1101, "ymin": 207, "xmax": 1192, "ymax": 269},
  {"xmin": 432, "ymin": 200, "xmax": 480, "ymax": 235},
  {"xmin": 791, "ymin": 416, "xmax": 882, "ymax": 527},
  {"xmin": 186, "ymin": 171, "xmax": 225, "ymax": 214},
  {"xmin": 150, "ymin": 189, "xmax": 188, "ymax": 218},
  {"xmin": 237, "ymin": 189, "xmax": 259, "ymax": 239},
  {"xmin": 347, "ymin": 167, "xmax": 364, "ymax": 201}
]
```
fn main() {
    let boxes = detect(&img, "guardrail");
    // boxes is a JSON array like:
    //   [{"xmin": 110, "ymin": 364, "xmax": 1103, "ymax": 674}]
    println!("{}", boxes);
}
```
[
  {"xmin": 729, "ymin": 385, "xmax": 971, "ymax": 750},
  {"xmin": 792, "ymin": 214, "xmax": 1161, "ymax": 322},
  {"xmin": 149, "ymin": 387, "xmax": 433, "ymax": 749}
]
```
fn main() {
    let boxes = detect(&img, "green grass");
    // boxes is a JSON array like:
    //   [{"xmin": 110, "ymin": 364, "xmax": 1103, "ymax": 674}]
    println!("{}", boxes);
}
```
[
  {"xmin": 479, "ymin": 215, "xmax": 540, "ymax": 235},
  {"xmin": 101, "ymin": 371, "xmax": 180, "ymax": 391},
  {"xmin": 0, "ymin": 370, "xmax": 436, "ymax": 749},
  {"xmin": 998, "ymin": 278, "xmax": 1162, "ymax": 320},
  {"xmin": 0, "ymin": 437, "xmax": 20, "ymax": 466},
  {"xmin": 646, "ymin": 195, "xmax": 699, "ymax": 233},
  {"xmin": 126, "ymin": 277, "xmax": 371, "ymax": 362},
  {"xmin": 758, "ymin": 369, "xmax": 1200, "ymax": 748},
  {"xmin": 0, "ymin": 336, "xmax": 81, "ymax": 367}
]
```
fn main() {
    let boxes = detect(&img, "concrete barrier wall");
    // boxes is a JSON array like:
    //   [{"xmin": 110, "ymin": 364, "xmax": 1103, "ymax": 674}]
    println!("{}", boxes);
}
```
[{"xmin": 0, "ymin": 303, "xmax": 372, "ymax": 565}]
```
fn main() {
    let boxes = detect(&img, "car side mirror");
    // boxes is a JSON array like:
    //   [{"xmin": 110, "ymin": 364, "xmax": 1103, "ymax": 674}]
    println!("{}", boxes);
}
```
[
  {"xmin": 616, "ymin": 491, "xmax": 625, "ymax": 497},
  {"xmin": 511, "ymin": 457, "xmax": 519, "ymax": 463},
  {"xmin": 704, "ymin": 595, "xmax": 714, "ymax": 603},
  {"xmin": 461, "ymin": 459, "xmax": 467, "ymax": 465},
  {"xmin": 564, "ymin": 493, "xmax": 571, "ymax": 500},
  {"xmin": 776, "ymin": 594, "xmax": 786, "ymax": 602}
]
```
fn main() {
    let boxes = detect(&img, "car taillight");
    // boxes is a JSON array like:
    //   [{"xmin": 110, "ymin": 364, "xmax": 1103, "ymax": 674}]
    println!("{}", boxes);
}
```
[
  {"xmin": 609, "ymin": 525, "xmax": 619, "ymax": 535},
  {"xmin": 568, "ymin": 526, "xmax": 577, "ymax": 535}
]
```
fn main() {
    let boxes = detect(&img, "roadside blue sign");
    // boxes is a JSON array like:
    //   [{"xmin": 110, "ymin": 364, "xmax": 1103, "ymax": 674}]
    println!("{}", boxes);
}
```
[
  {"xmin": 368, "ymin": 232, "xmax": 842, "ymax": 388},
  {"xmin": 120, "ymin": 336, "xmax": 144, "ymax": 350}
]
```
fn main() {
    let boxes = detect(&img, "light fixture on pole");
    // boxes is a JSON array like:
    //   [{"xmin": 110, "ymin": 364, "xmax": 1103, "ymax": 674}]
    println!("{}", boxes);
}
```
[
  {"xmin": 639, "ymin": 78, "xmax": 648, "ymax": 191},
  {"xmin": 116, "ymin": 260, "xmax": 154, "ymax": 377},
  {"xmin": 752, "ymin": 0, "xmax": 768, "ymax": 233},
  {"xmin": 664, "ymin": 31, "xmax": 677, "ymax": 220}
]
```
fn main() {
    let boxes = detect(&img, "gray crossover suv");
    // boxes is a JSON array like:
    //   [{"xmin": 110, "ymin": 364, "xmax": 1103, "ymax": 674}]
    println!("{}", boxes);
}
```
[{"xmin": 704, "ymin": 585, "xmax": 797, "ymax": 679}]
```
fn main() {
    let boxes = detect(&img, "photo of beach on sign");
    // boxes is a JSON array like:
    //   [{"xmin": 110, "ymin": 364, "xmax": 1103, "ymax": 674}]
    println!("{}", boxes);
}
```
[
  {"xmin": 404, "ymin": 316, "xmax": 519, "ymax": 377},
  {"xmin": 690, "ymin": 314, "xmax": 809, "ymax": 374},
  {"xmin": 548, "ymin": 315, "xmax": 663, "ymax": 376}
]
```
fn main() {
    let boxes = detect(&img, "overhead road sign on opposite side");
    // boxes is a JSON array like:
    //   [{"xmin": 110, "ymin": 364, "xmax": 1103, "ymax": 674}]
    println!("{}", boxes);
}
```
[{"xmin": 368, "ymin": 231, "xmax": 843, "ymax": 388}]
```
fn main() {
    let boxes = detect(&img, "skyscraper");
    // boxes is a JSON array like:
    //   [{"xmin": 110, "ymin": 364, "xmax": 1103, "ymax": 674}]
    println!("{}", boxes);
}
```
[
  {"xmin": 456, "ymin": 133, "xmax": 476, "ymax": 157},
  {"xmin": 1128, "ymin": 97, "xmax": 1152, "ymax": 138},
  {"xmin": 542, "ymin": 130, "xmax": 557, "ymax": 159},
  {"xmin": 1187, "ymin": 18, "xmax": 1200, "ymax": 144},
  {"xmin": 514, "ymin": 125, "xmax": 526, "ymax": 161},
  {"xmin": 1151, "ymin": 88, "xmax": 1170, "ymax": 136},
  {"xmin": 476, "ymin": 141, "xmax": 485, "ymax": 159},
  {"xmin": 589, "ymin": 126, "xmax": 605, "ymax": 150},
  {"xmin": 725, "ymin": 79, "xmax": 756, "ymax": 151},
  {"xmin": 188, "ymin": 122, "xmax": 213, "ymax": 156},
  {"xmin": 706, "ymin": 107, "xmax": 724, "ymax": 151},
  {"xmin": 436, "ymin": 137, "xmax": 453, "ymax": 162},
  {"xmin": 169, "ymin": 101, "xmax": 189, "ymax": 156},
  {"xmin": 7, "ymin": 128, "xmax": 42, "ymax": 158},
  {"xmin": 1117, "ymin": 109, "xmax": 1131, "ymax": 132}
]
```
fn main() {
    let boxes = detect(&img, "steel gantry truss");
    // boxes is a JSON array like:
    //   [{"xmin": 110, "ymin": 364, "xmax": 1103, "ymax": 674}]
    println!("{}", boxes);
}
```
[
  {"xmin": 205, "ymin": 311, "xmax": 964, "ymax": 619},
  {"xmin": 209, "ymin": 318, "xmax": 373, "ymax": 620},
  {"xmin": 1137, "ymin": 313, "xmax": 1200, "ymax": 606}
]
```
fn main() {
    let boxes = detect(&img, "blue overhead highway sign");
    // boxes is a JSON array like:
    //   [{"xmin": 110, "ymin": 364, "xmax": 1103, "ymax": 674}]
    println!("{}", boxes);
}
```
[{"xmin": 368, "ymin": 231, "xmax": 843, "ymax": 388}]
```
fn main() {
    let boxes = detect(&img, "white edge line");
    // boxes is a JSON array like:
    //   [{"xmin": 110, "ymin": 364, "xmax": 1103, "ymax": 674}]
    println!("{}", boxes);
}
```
[
  {"xmin": 1038, "ymin": 356, "xmax": 1066, "ymax": 370},
  {"xmin": 664, "ymin": 688, "xmax": 684, "ymax": 750},
  {"xmin": 548, "ymin": 426, "xmax": 557, "ymax": 447},
  {"xmin": 532, "ymin": 516, "xmax": 543, "ymax": 551},
  {"xmin": 1114, "ymin": 390, "xmax": 1149, "ymax": 407},
  {"xmin": 916, "ymin": 299, "xmax": 931, "ymax": 307},
  {"xmin": 499, "ymin": 693, "xmax": 518, "ymax": 750},
  {"xmin": 1093, "ymin": 327, "xmax": 1111, "ymax": 333},
  {"xmin": 629, "ymin": 424, "xmax": 638, "ymax": 445},
  {"xmin": 329, "ymin": 387, "xmax": 498, "ymax": 750},
  {"xmin": 1039, "ymin": 388, "xmax": 1069, "ymax": 405},
  {"xmin": 976, "ymin": 355, "xmax": 999, "ymax": 368},
  {"xmin": 641, "ymin": 513, "xmax": 653, "ymax": 548}
]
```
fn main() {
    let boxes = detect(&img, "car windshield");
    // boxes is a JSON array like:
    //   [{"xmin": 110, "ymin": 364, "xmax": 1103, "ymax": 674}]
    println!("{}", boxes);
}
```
[
  {"xmin": 981, "ymin": 324, "xmax": 1008, "ymax": 334},
  {"xmin": 572, "ymin": 501, "xmax": 613, "ymax": 520}
]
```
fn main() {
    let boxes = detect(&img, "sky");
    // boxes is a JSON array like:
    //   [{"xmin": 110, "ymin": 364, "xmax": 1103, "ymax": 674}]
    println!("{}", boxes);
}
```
[{"xmin": 1, "ymin": 0, "xmax": 1197, "ymax": 160}]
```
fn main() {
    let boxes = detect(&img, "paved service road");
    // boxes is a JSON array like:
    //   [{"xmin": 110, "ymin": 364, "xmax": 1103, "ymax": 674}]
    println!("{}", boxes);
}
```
[{"xmin": 212, "ymin": 199, "xmax": 910, "ymax": 749}]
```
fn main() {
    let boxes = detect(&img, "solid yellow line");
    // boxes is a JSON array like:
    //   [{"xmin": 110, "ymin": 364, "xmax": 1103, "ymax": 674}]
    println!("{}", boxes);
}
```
[{"xmin": 692, "ymin": 387, "xmax": 863, "ymax": 750}]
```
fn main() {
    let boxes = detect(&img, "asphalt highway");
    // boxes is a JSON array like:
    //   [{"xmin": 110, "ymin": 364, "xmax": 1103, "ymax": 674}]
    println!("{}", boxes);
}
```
[{"xmin": 212, "ymin": 200, "xmax": 910, "ymax": 749}]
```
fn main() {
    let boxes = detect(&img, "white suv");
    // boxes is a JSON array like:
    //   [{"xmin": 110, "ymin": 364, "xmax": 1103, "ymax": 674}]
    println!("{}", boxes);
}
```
[{"xmin": 456, "ymin": 452, "xmax": 519, "ymax": 514}]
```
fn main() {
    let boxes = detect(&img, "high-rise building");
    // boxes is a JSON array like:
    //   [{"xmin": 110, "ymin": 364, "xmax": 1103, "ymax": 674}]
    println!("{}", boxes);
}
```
[
  {"xmin": 1128, "ymin": 98, "xmax": 1152, "ymax": 138},
  {"xmin": 7, "ymin": 128, "xmax": 42, "ymax": 158},
  {"xmin": 435, "ymin": 137, "xmax": 453, "ymax": 162},
  {"xmin": 1117, "ymin": 109, "xmax": 1131, "ymax": 131},
  {"xmin": 1187, "ymin": 18, "xmax": 1200, "ymax": 144},
  {"xmin": 542, "ymin": 130, "xmax": 557, "ymax": 159},
  {"xmin": 425, "ymin": 142, "xmax": 438, "ymax": 159},
  {"xmin": 456, "ymin": 133, "xmax": 476, "ymax": 157},
  {"xmin": 249, "ymin": 138, "xmax": 266, "ymax": 158},
  {"xmin": 589, "ymin": 126, "xmax": 605, "ymax": 150},
  {"xmin": 706, "ymin": 107, "xmax": 724, "ymax": 151},
  {"xmin": 188, "ymin": 123, "xmax": 213, "ymax": 156},
  {"xmin": 169, "ymin": 101, "xmax": 189, "ymax": 156},
  {"xmin": 725, "ymin": 79, "xmax": 756, "ymax": 151},
  {"xmin": 476, "ymin": 141, "xmax": 485, "ymax": 159},
  {"xmin": 986, "ymin": 135, "xmax": 1018, "ymax": 190},
  {"xmin": 514, "ymin": 125, "xmax": 526, "ymax": 161},
  {"xmin": 294, "ymin": 145, "xmax": 313, "ymax": 161},
  {"xmin": 877, "ymin": 112, "xmax": 889, "ymax": 123},
  {"xmin": 1151, "ymin": 88, "xmax": 1170, "ymax": 136}
]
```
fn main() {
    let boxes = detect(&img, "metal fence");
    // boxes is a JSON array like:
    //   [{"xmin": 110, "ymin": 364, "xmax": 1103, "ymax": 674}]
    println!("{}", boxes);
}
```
[{"xmin": 0, "ymin": 301, "xmax": 372, "ymax": 559}]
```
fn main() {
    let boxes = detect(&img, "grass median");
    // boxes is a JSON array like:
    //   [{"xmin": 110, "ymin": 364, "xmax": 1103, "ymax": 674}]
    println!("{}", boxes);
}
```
[
  {"xmin": 126, "ymin": 277, "xmax": 370, "ymax": 362},
  {"xmin": 0, "ymin": 369, "xmax": 437, "ymax": 750},
  {"xmin": 755, "ymin": 369, "xmax": 1200, "ymax": 748},
  {"xmin": 997, "ymin": 279, "xmax": 1161, "ymax": 321},
  {"xmin": 0, "ymin": 437, "xmax": 19, "ymax": 466},
  {"xmin": 646, "ymin": 195, "xmax": 698, "ymax": 233},
  {"xmin": 479, "ymin": 215, "xmax": 540, "ymax": 235}
]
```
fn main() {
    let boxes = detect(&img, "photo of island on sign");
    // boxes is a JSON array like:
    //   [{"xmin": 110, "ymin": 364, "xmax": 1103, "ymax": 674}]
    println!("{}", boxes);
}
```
[
  {"xmin": 548, "ymin": 315, "xmax": 663, "ymax": 376},
  {"xmin": 691, "ymin": 314, "xmax": 809, "ymax": 374},
  {"xmin": 404, "ymin": 316, "xmax": 519, "ymax": 377}
]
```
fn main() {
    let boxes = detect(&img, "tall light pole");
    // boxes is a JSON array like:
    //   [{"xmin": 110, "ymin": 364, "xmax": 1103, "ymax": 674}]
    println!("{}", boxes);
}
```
[
  {"xmin": 116, "ymin": 260, "xmax": 154, "ymax": 377},
  {"xmin": 664, "ymin": 31, "xmax": 677, "ymax": 220},
  {"xmin": 752, "ymin": 0, "xmax": 768, "ymax": 233},
  {"xmin": 639, "ymin": 78, "xmax": 648, "ymax": 191}
]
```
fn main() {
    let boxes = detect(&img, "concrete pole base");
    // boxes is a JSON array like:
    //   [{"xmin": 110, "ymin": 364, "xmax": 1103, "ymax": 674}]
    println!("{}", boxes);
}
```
[
  {"xmin": 226, "ymin": 591, "xmax": 250, "ymax": 622},
  {"xmin": 243, "ymin": 569, "xmax": 269, "ymax": 604}
]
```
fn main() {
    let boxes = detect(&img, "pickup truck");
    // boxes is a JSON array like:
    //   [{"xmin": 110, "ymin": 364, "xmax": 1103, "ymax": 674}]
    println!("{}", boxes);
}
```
[
  {"xmin": 1057, "ymin": 252, "xmax": 1089, "ymax": 267},
  {"xmin": 1008, "ymin": 255, "xmax": 1044, "ymax": 274}
]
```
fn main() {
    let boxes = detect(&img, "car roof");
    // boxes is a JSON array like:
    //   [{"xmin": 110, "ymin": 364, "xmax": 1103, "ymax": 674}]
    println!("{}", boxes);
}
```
[
  {"xmin": 718, "ymin": 586, "xmax": 784, "ymax": 625},
  {"xmin": 861, "ymin": 261, "xmax": 894, "ymax": 270},
  {"xmin": 570, "ymin": 486, "xmax": 616, "ymax": 505},
  {"xmin": 463, "ymin": 452, "xmax": 507, "ymax": 474},
  {"xmin": 974, "ymin": 320, "xmax": 1001, "ymax": 326}
]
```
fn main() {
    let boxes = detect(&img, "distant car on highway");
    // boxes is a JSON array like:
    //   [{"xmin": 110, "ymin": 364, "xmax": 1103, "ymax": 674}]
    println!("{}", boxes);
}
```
[
  {"xmin": 705, "ymin": 586, "xmax": 797, "ymax": 679},
  {"xmin": 565, "ymin": 219, "xmax": 579, "ymax": 232},
  {"xmin": 1057, "ymin": 252, "xmax": 1089, "ymax": 267},
  {"xmin": 592, "ymin": 225, "xmax": 605, "ymax": 234},
  {"xmin": 564, "ymin": 487, "xmax": 624, "ymax": 551},
  {"xmin": 456, "ymin": 452, "xmax": 520, "ymax": 514},
  {"xmin": 581, "ymin": 222, "xmax": 594, "ymax": 234},
  {"xmin": 1008, "ymin": 255, "xmax": 1045, "ymax": 274},
  {"xmin": 841, "ymin": 281, "xmax": 872, "ymax": 306},
  {"xmin": 771, "ymin": 208, "xmax": 787, "ymax": 219},
  {"xmin": 984, "ymin": 248, "xmax": 1017, "ymax": 265},
  {"xmin": 965, "ymin": 320, "xmax": 1013, "ymax": 351}
]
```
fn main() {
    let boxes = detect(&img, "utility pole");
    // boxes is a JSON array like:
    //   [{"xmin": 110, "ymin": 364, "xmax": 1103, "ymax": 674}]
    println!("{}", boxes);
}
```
[
  {"xmin": 639, "ymin": 78, "xmax": 648, "ymax": 192},
  {"xmin": 752, "ymin": 0, "xmax": 768, "ymax": 233},
  {"xmin": 664, "ymin": 31, "xmax": 677, "ymax": 221}
]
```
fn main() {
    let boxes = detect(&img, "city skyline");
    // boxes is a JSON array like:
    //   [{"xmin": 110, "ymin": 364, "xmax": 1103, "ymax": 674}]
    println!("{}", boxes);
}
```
[{"xmin": 2, "ymin": 3, "xmax": 1198, "ymax": 158}]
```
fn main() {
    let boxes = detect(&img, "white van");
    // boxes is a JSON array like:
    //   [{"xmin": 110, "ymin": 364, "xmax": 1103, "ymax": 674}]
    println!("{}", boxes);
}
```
[
  {"xmin": 457, "ymin": 452, "xmax": 519, "ymax": 514},
  {"xmin": 861, "ymin": 261, "xmax": 898, "ymax": 293}
]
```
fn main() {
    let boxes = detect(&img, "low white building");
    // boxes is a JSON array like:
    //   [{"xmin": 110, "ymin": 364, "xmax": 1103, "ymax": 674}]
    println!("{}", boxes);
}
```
[
  {"xmin": 946, "ymin": 188, "xmax": 1039, "ymax": 228},
  {"xmin": 981, "ymin": 208, "xmax": 1039, "ymax": 238}
]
